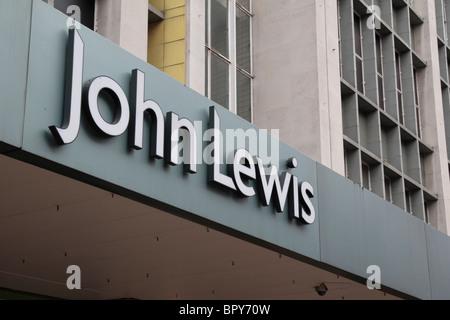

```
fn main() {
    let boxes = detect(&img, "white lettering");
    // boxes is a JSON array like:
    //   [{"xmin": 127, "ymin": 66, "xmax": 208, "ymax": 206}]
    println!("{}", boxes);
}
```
[
  {"xmin": 129, "ymin": 69, "xmax": 164, "ymax": 159},
  {"xmin": 179, "ymin": 305, "xmax": 213, "ymax": 318},
  {"xmin": 300, "ymin": 181, "xmax": 315, "ymax": 224},
  {"xmin": 208, "ymin": 107, "xmax": 237, "ymax": 191},
  {"xmin": 49, "ymin": 30, "xmax": 317, "ymax": 225},
  {"xmin": 231, "ymin": 149, "xmax": 256, "ymax": 197},
  {"xmin": 255, "ymin": 157, "xmax": 291, "ymax": 213},
  {"xmin": 85, "ymin": 76, "xmax": 130, "ymax": 137},
  {"xmin": 49, "ymin": 29, "xmax": 84, "ymax": 145}
]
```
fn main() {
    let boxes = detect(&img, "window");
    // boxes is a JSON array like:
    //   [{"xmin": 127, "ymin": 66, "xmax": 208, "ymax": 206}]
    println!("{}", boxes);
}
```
[
  {"xmin": 413, "ymin": 68, "xmax": 422, "ymax": 138},
  {"xmin": 405, "ymin": 187, "xmax": 412, "ymax": 214},
  {"xmin": 396, "ymin": 51, "xmax": 404, "ymax": 125},
  {"xmin": 344, "ymin": 149, "xmax": 349, "ymax": 178},
  {"xmin": 354, "ymin": 13, "xmax": 364, "ymax": 93},
  {"xmin": 376, "ymin": 33, "xmax": 385, "ymax": 110},
  {"xmin": 362, "ymin": 162, "xmax": 371, "ymax": 190},
  {"xmin": 424, "ymin": 202, "xmax": 430, "ymax": 224},
  {"xmin": 444, "ymin": 0, "xmax": 449, "ymax": 42},
  {"xmin": 384, "ymin": 176, "xmax": 392, "ymax": 203},
  {"xmin": 420, "ymin": 152, "xmax": 427, "ymax": 185},
  {"xmin": 206, "ymin": 0, "xmax": 253, "ymax": 122}
]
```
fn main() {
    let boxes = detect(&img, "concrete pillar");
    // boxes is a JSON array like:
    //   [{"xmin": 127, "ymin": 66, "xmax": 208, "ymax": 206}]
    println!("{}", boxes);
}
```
[
  {"xmin": 185, "ymin": 0, "xmax": 206, "ymax": 94},
  {"xmin": 96, "ymin": 0, "xmax": 148, "ymax": 61},
  {"xmin": 412, "ymin": 0, "xmax": 450, "ymax": 234},
  {"xmin": 252, "ymin": 0, "xmax": 345, "ymax": 175}
]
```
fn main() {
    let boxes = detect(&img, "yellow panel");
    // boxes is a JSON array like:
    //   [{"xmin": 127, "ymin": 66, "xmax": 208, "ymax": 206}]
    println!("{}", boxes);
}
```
[
  {"xmin": 147, "ymin": 0, "xmax": 186, "ymax": 83},
  {"xmin": 148, "ymin": 0, "xmax": 164, "ymax": 11},
  {"xmin": 148, "ymin": 21, "xmax": 164, "ymax": 47},
  {"xmin": 165, "ymin": 6, "xmax": 185, "ymax": 19},
  {"xmin": 164, "ymin": 40, "xmax": 185, "ymax": 67},
  {"xmin": 165, "ymin": 15, "xmax": 185, "ymax": 43},
  {"xmin": 148, "ymin": 44, "xmax": 164, "ymax": 68},
  {"xmin": 164, "ymin": 64, "xmax": 185, "ymax": 83},
  {"xmin": 166, "ymin": 0, "xmax": 185, "ymax": 10}
]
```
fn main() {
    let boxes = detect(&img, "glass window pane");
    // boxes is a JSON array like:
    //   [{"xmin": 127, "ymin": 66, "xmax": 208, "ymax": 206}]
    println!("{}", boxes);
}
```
[
  {"xmin": 420, "ymin": 154, "xmax": 426, "ymax": 185},
  {"xmin": 237, "ymin": 0, "xmax": 250, "ymax": 11},
  {"xmin": 211, "ymin": 0, "xmax": 229, "ymax": 58},
  {"xmin": 413, "ymin": 69, "xmax": 419, "ymax": 104},
  {"xmin": 236, "ymin": 8, "xmax": 251, "ymax": 72},
  {"xmin": 396, "ymin": 52, "xmax": 402, "ymax": 89},
  {"xmin": 416, "ymin": 106, "xmax": 422, "ymax": 138},
  {"xmin": 376, "ymin": 34, "xmax": 382, "ymax": 75},
  {"xmin": 237, "ymin": 71, "xmax": 252, "ymax": 122},
  {"xmin": 356, "ymin": 57, "xmax": 364, "ymax": 93},
  {"xmin": 378, "ymin": 76, "xmax": 384, "ymax": 110},
  {"xmin": 354, "ymin": 14, "xmax": 362, "ymax": 57},
  {"xmin": 384, "ymin": 177, "xmax": 392, "ymax": 202},
  {"xmin": 205, "ymin": 49, "xmax": 209, "ymax": 97},
  {"xmin": 211, "ymin": 53, "xmax": 229, "ymax": 109},
  {"xmin": 362, "ymin": 163, "xmax": 370, "ymax": 190},
  {"xmin": 398, "ymin": 91, "xmax": 404, "ymax": 124},
  {"xmin": 405, "ymin": 188, "xmax": 412, "ymax": 213}
]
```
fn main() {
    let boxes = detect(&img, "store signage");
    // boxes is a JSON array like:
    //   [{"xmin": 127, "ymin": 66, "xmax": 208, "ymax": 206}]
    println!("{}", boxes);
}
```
[{"xmin": 49, "ymin": 29, "xmax": 316, "ymax": 224}]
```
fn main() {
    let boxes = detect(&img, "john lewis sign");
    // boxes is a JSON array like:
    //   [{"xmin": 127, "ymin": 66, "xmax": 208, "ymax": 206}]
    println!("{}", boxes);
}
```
[
  {"xmin": 2, "ymin": 1, "xmax": 441, "ymax": 299},
  {"xmin": 49, "ymin": 30, "xmax": 316, "ymax": 225}
]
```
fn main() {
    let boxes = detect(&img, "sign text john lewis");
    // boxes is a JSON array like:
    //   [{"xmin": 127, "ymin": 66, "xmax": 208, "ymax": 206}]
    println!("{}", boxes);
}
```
[{"xmin": 49, "ymin": 29, "xmax": 315, "ymax": 225}]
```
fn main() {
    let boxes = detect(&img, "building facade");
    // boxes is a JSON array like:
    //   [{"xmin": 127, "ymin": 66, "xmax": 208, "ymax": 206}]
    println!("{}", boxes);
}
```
[
  {"xmin": 1, "ymin": 0, "xmax": 450, "ymax": 300},
  {"xmin": 147, "ymin": 0, "xmax": 450, "ymax": 235},
  {"xmin": 90, "ymin": 0, "xmax": 450, "ymax": 235}
]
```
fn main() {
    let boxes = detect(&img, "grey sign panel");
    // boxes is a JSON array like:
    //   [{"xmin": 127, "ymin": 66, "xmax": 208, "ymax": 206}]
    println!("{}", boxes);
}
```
[
  {"xmin": 19, "ymin": 0, "xmax": 321, "ymax": 262},
  {"xmin": 317, "ymin": 164, "xmax": 431, "ymax": 299},
  {"xmin": 425, "ymin": 225, "xmax": 450, "ymax": 299},
  {"xmin": 316, "ymin": 164, "xmax": 367, "ymax": 274},
  {"xmin": 0, "ymin": 0, "xmax": 33, "ymax": 152},
  {"xmin": 2, "ymin": 0, "xmax": 450, "ymax": 300},
  {"xmin": 363, "ymin": 190, "xmax": 431, "ymax": 300}
]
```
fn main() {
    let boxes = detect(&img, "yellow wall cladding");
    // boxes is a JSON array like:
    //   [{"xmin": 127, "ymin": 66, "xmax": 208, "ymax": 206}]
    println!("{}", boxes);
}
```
[{"xmin": 148, "ymin": 0, "xmax": 186, "ymax": 84}]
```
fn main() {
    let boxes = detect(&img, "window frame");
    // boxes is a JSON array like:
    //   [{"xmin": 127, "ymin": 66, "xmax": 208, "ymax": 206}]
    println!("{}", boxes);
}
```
[
  {"xmin": 384, "ymin": 176, "xmax": 393, "ymax": 203},
  {"xmin": 362, "ymin": 161, "xmax": 371, "ymax": 191},
  {"xmin": 354, "ymin": 11, "xmax": 365, "ymax": 94},
  {"xmin": 376, "ymin": 33, "xmax": 385, "ymax": 110},
  {"xmin": 413, "ymin": 68, "xmax": 422, "ymax": 138},
  {"xmin": 205, "ymin": 0, "xmax": 254, "ymax": 122},
  {"xmin": 395, "ymin": 50, "xmax": 404, "ymax": 125},
  {"xmin": 405, "ymin": 187, "xmax": 413, "ymax": 214}
]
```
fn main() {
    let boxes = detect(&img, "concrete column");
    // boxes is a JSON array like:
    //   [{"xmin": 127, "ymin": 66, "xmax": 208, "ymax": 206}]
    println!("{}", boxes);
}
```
[
  {"xmin": 96, "ymin": 0, "xmax": 148, "ymax": 61},
  {"xmin": 252, "ymin": 0, "xmax": 345, "ymax": 175},
  {"xmin": 185, "ymin": 0, "xmax": 206, "ymax": 94},
  {"xmin": 317, "ymin": 0, "xmax": 346, "ymax": 176},
  {"xmin": 413, "ymin": 0, "xmax": 450, "ymax": 234}
]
